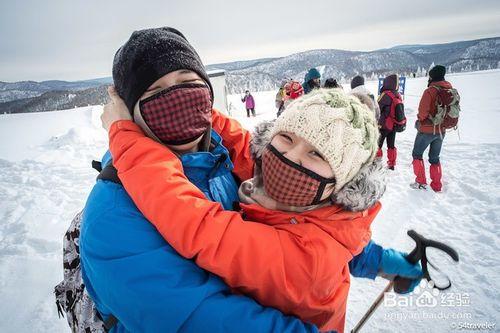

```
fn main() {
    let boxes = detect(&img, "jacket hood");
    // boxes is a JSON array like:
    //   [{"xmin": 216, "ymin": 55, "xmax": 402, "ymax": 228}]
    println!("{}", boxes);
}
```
[
  {"xmin": 381, "ymin": 74, "xmax": 398, "ymax": 92},
  {"xmin": 429, "ymin": 80, "xmax": 452, "ymax": 89},
  {"xmin": 250, "ymin": 120, "xmax": 387, "ymax": 212},
  {"xmin": 304, "ymin": 68, "xmax": 321, "ymax": 82}
]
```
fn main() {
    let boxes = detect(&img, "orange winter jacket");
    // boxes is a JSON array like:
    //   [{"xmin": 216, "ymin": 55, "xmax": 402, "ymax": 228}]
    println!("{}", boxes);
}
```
[
  {"xmin": 417, "ymin": 81, "xmax": 453, "ymax": 134},
  {"xmin": 109, "ymin": 115, "xmax": 381, "ymax": 333}
]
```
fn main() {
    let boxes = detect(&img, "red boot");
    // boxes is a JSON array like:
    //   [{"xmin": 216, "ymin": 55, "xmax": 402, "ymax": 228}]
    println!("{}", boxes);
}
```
[
  {"xmin": 430, "ymin": 163, "xmax": 442, "ymax": 192},
  {"xmin": 387, "ymin": 148, "xmax": 397, "ymax": 170},
  {"xmin": 376, "ymin": 148, "xmax": 383, "ymax": 159},
  {"xmin": 412, "ymin": 159, "xmax": 427, "ymax": 185}
]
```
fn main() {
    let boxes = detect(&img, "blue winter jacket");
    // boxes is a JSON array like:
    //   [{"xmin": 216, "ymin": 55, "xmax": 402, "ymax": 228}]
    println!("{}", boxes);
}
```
[
  {"xmin": 80, "ymin": 130, "xmax": 318, "ymax": 332},
  {"xmin": 80, "ymin": 129, "xmax": 382, "ymax": 332}
]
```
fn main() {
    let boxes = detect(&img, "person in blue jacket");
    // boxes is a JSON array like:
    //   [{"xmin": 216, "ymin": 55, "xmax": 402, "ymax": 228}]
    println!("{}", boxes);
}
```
[{"xmin": 80, "ymin": 27, "xmax": 422, "ymax": 332}]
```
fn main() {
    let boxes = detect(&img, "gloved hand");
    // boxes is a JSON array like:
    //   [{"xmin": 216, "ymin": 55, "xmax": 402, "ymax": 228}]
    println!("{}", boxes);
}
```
[{"xmin": 379, "ymin": 248, "xmax": 423, "ymax": 294}]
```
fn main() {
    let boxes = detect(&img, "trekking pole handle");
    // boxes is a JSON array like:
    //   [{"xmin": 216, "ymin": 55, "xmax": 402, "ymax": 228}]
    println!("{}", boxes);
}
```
[
  {"xmin": 405, "ymin": 230, "xmax": 424, "ymax": 264},
  {"xmin": 393, "ymin": 230, "xmax": 459, "ymax": 293},
  {"xmin": 393, "ymin": 230, "xmax": 424, "ymax": 293},
  {"xmin": 352, "ymin": 230, "xmax": 459, "ymax": 332}
]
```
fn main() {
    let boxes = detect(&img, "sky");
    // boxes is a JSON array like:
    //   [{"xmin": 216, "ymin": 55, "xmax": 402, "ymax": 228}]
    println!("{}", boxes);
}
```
[{"xmin": 1, "ymin": 0, "xmax": 500, "ymax": 82}]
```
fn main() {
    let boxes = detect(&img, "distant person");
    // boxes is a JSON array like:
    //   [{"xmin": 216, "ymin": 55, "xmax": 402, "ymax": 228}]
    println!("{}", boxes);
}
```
[
  {"xmin": 275, "ymin": 79, "xmax": 304, "ymax": 118},
  {"xmin": 275, "ymin": 79, "xmax": 288, "ymax": 117},
  {"xmin": 350, "ymin": 75, "xmax": 374, "ymax": 100},
  {"xmin": 377, "ymin": 74, "xmax": 407, "ymax": 170},
  {"xmin": 411, "ymin": 65, "xmax": 460, "ymax": 192},
  {"xmin": 241, "ymin": 90, "xmax": 256, "ymax": 117},
  {"xmin": 324, "ymin": 78, "xmax": 343, "ymax": 89},
  {"xmin": 283, "ymin": 80, "xmax": 304, "ymax": 106},
  {"xmin": 350, "ymin": 75, "xmax": 379, "ymax": 120},
  {"xmin": 302, "ymin": 68, "xmax": 321, "ymax": 94}
]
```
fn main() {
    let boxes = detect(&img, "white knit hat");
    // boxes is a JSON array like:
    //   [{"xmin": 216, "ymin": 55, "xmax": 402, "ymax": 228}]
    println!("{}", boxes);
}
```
[{"xmin": 271, "ymin": 88, "xmax": 379, "ymax": 192}]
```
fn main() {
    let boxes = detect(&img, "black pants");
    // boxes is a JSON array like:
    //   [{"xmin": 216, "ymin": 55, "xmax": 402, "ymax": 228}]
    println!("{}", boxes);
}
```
[
  {"xmin": 378, "ymin": 129, "xmax": 396, "ymax": 149},
  {"xmin": 246, "ymin": 108, "xmax": 255, "ymax": 117}
]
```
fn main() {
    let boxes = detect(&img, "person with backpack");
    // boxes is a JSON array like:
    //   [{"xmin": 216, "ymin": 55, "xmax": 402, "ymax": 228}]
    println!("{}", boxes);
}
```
[
  {"xmin": 70, "ymin": 27, "xmax": 319, "ymax": 333},
  {"xmin": 411, "ymin": 65, "xmax": 460, "ymax": 192},
  {"xmin": 241, "ymin": 90, "xmax": 256, "ymax": 117},
  {"xmin": 275, "ymin": 79, "xmax": 304, "ymax": 118},
  {"xmin": 377, "ymin": 74, "xmax": 406, "ymax": 170},
  {"xmin": 282, "ymin": 80, "xmax": 304, "ymax": 107},
  {"xmin": 63, "ymin": 26, "xmax": 403, "ymax": 333},
  {"xmin": 302, "ymin": 68, "xmax": 321, "ymax": 94},
  {"xmin": 59, "ymin": 27, "xmax": 424, "ymax": 333}
]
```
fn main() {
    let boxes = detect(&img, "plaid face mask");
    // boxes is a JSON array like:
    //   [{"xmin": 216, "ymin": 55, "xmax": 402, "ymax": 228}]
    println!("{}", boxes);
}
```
[
  {"xmin": 261, "ymin": 144, "xmax": 336, "ymax": 207},
  {"xmin": 139, "ymin": 83, "xmax": 212, "ymax": 145}
]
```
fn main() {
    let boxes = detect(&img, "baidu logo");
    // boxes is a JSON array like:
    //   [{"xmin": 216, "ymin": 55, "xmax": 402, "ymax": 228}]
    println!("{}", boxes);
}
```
[
  {"xmin": 413, "ymin": 281, "xmax": 440, "ymax": 308},
  {"xmin": 384, "ymin": 281, "xmax": 449, "ymax": 308}
]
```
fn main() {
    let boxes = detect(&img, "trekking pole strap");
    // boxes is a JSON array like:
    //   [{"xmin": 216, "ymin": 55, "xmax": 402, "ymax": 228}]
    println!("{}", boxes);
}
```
[
  {"xmin": 96, "ymin": 164, "xmax": 122, "ymax": 185},
  {"xmin": 92, "ymin": 160, "xmax": 103, "ymax": 172}
]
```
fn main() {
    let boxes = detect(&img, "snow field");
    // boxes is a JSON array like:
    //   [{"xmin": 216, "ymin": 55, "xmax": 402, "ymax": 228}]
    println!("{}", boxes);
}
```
[{"xmin": 1, "ymin": 70, "xmax": 499, "ymax": 332}]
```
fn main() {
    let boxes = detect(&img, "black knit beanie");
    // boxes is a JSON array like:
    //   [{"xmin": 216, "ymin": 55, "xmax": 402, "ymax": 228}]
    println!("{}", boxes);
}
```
[
  {"xmin": 112, "ymin": 27, "xmax": 213, "ymax": 112},
  {"xmin": 350, "ymin": 75, "xmax": 365, "ymax": 89},
  {"xmin": 429, "ymin": 65, "xmax": 446, "ymax": 82}
]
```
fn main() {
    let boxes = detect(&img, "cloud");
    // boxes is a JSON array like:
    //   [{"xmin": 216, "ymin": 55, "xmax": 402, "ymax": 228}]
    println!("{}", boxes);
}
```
[{"xmin": 1, "ymin": 0, "xmax": 499, "ymax": 81}]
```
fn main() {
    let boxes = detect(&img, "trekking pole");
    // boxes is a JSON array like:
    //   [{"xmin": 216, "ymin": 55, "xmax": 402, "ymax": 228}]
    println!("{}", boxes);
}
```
[
  {"xmin": 350, "ymin": 281, "xmax": 394, "ymax": 333},
  {"xmin": 351, "ymin": 230, "xmax": 459, "ymax": 333}
]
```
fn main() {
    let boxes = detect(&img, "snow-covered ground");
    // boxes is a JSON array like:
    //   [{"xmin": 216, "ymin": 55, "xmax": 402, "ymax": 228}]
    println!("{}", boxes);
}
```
[{"xmin": 1, "ymin": 70, "xmax": 499, "ymax": 332}]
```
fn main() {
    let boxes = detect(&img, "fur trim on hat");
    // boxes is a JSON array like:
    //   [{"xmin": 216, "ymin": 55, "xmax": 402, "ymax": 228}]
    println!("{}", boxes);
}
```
[
  {"xmin": 331, "ymin": 161, "xmax": 386, "ymax": 211},
  {"xmin": 250, "ymin": 119, "xmax": 386, "ymax": 211},
  {"xmin": 250, "ymin": 120, "xmax": 275, "ymax": 162}
]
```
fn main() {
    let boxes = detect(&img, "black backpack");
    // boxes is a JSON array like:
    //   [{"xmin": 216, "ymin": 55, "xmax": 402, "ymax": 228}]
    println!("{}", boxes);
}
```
[{"xmin": 54, "ymin": 162, "xmax": 120, "ymax": 332}]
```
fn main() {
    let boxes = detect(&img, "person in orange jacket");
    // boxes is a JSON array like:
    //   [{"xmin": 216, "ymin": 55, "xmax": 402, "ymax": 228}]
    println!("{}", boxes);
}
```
[
  {"xmin": 101, "ymin": 88, "xmax": 422, "ymax": 332},
  {"xmin": 411, "ymin": 65, "xmax": 456, "ymax": 192},
  {"xmin": 81, "ymin": 27, "xmax": 324, "ymax": 332}
]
